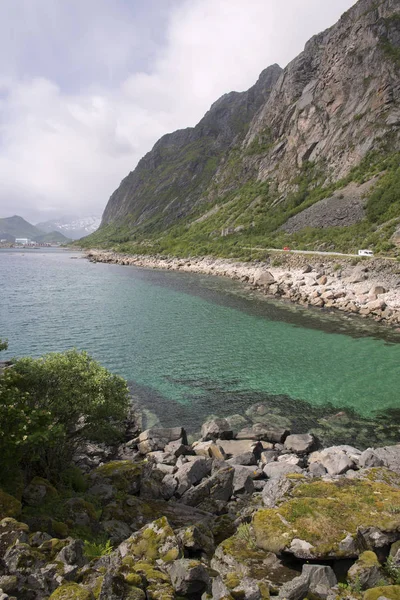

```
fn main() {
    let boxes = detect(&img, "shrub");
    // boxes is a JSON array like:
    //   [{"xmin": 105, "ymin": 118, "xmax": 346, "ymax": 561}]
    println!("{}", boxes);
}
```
[{"xmin": 0, "ymin": 346, "xmax": 129, "ymax": 482}]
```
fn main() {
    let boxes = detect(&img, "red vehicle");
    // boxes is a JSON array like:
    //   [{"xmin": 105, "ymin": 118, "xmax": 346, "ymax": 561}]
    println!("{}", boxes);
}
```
[{"xmin": 283, "ymin": 246, "xmax": 291, "ymax": 251}]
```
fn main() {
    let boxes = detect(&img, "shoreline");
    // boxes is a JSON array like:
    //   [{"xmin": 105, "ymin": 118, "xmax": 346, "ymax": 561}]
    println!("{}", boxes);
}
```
[{"xmin": 85, "ymin": 249, "xmax": 400, "ymax": 328}]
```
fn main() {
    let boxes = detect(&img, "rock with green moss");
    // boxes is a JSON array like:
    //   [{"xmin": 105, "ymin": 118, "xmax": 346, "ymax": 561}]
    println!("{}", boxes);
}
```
[
  {"xmin": 49, "ymin": 582, "xmax": 94, "ymax": 599},
  {"xmin": 0, "ymin": 518, "xmax": 29, "ymax": 558},
  {"xmin": 363, "ymin": 585, "xmax": 400, "ymax": 600},
  {"xmin": 23, "ymin": 477, "xmax": 58, "ymax": 507},
  {"xmin": 63, "ymin": 497, "xmax": 98, "ymax": 529},
  {"xmin": 252, "ymin": 476, "xmax": 400, "ymax": 559},
  {"xmin": 178, "ymin": 523, "xmax": 215, "ymax": 557},
  {"xmin": 347, "ymin": 551, "xmax": 382, "ymax": 590},
  {"xmin": 119, "ymin": 517, "xmax": 181, "ymax": 565},
  {"xmin": 92, "ymin": 461, "xmax": 143, "ymax": 494},
  {"xmin": 3, "ymin": 542, "xmax": 46, "ymax": 575},
  {"xmin": 0, "ymin": 490, "xmax": 21, "ymax": 520},
  {"xmin": 211, "ymin": 532, "xmax": 298, "ymax": 592}
]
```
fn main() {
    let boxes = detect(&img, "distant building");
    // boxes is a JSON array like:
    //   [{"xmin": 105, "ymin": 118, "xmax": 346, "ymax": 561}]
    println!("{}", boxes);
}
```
[{"xmin": 15, "ymin": 238, "xmax": 31, "ymax": 245}]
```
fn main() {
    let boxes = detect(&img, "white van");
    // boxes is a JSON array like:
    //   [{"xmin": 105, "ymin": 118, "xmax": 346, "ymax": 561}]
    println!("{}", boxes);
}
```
[{"xmin": 358, "ymin": 249, "xmax": 374, "ymax": 257}]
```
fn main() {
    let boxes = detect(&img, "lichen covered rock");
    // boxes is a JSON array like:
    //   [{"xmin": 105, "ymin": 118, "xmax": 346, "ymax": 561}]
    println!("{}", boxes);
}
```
[{"xmin": 253, "ymin": 475, "xmax": 400, "ymax": 558}]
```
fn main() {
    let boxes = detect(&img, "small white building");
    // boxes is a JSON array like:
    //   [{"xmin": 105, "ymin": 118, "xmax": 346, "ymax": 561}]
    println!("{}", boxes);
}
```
[{"xmin": 15, "ymin": 238, "xmax": 31, "ymax": 245}]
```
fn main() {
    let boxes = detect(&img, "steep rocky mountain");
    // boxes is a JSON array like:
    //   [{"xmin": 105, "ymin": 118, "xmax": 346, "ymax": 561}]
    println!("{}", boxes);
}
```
[
  {"xmin": 101, "ymin": 64, "xmax": 282, "ymax": 229},
  {"xmin": 87, "ymin": 0, "xmax": 400, "ymax": 256},
  {"xmin": 36, "ymin": 215, "xmax": 100, "ymax": 240}
]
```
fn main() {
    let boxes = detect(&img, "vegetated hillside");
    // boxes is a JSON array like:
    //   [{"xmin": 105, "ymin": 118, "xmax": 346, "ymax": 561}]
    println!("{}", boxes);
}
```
[
  {"xmin": 0, "ymin": 216, "xmax": 71, "ymax": 243},
  {"xmin": 84, "ymin": 0, "xmax": 400, "ymax": 258},
  {"xmin": 0, "ymin": 216, "xmax": 42, "ymax": 240},
  {"xmin": 34, "ymin": 230, "xmax": 71, "ymax": 244}
]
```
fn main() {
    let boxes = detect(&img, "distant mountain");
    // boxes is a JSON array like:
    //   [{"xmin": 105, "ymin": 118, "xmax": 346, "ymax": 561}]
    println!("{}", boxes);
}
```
[
  {"xmin": 0, "ymin": 215, "xmax": 42, "ymax": 240},
  {"xmin": 0, "ymin": 215, "xmax": 71, "ymax": 243},
  {"xmin": 34, "ymin": 231, "xmax": 70, "ymax": 244},
  {"xmin": 36, "ymin": 216, "xmax": 100, "ymax": 240}
]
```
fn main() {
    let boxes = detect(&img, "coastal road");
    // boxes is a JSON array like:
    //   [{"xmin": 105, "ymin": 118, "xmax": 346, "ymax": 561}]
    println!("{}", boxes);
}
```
[{"xmin": 244, "ymin": 247, "xmax": 397, "ymax": 260}]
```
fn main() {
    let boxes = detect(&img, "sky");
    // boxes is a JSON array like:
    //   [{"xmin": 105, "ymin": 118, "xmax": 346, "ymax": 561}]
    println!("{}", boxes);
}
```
[{"xmin": 0, "ymin": 0, "xmax": 357, "ymax": 223}]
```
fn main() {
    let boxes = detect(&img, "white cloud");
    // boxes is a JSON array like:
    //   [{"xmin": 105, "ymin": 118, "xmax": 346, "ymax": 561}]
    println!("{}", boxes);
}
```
[{"xmin": 0, "ymin": 0, "xmax": 356, "ymax": 222}]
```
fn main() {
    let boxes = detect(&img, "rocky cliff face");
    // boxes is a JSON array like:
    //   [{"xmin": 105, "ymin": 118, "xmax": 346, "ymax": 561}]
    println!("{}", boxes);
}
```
[
  {"xmin": 93, "ymin": 0, "xmax": 400, "ymax": 255},
  {"xmin": 101, "ymin": 65, "xmax": 282, "ymax": 229}
]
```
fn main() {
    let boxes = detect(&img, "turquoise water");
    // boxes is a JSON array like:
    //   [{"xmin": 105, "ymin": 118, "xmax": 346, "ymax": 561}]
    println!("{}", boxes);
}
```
[{"xmin": 1, "ymin": 248, "xmax": 400, "ymax": 438}]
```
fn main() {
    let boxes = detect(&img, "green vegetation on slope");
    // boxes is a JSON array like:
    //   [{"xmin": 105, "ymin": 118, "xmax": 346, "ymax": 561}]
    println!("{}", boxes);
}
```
[{"xmin": 80, "ymin": 150, "xmax": 400, "ymax": 259}]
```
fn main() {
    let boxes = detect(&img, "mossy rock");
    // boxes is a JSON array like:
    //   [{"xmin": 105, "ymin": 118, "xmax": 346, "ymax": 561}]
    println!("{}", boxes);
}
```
[
  {"xmin": 253, "ymin": 476, "xmax": 400, "ymax": 559},
  {"xmin": 23, "ymin": 477, "xmax": 58, "ymax": 506},
  {"xmin": 0, "ymin": 489, "xmax": 21, "ymax": 519},
  {"xmin": 146, "ymin": 583, "xmax": 175, "ymax": 600},
  {"xmin": 49, "ymin": 582, "xmax": 94, "ymax": 599},
  {"xmin": 93, "ymin": 461, "xmax": 143, "ymax": 493},
  {"xmin": 347, "ymin": 551, "xmax": 381, "ymax": 590},
  {"xmin": 125, "ymin": 587, "xmax": 146, "ymax": 600},
  {"xmin": 213, "ymin": 533, "xmax": 298, "ymax": 588},
  {"xmin": 363, "ymin": 585, "xmax": 400, "ymax": 600},
  {"xmin": 123, "ymin": 517, "xmax": 181, "ymax": 565}
]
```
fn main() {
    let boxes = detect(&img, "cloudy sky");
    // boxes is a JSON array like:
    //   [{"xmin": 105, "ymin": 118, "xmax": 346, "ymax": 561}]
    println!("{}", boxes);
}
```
[{"xmin": 0, "ymin": 0, "xmax": 357, "ymax": 223}]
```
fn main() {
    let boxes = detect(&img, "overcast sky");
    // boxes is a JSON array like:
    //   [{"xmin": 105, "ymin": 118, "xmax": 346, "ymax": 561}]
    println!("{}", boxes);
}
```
[{"xmin": 0, "ymin": 0, "xmax": 357, "ymax": 223}]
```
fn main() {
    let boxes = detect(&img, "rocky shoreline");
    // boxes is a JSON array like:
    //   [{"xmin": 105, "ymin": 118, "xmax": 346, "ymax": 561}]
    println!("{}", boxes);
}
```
[
  {"xmin": 85, "ymin": 250, "xmax": 400, "ymax": 328},
  {"xmin": 2, "ymin": 414, "xmax": 400, "ymax": 600}
]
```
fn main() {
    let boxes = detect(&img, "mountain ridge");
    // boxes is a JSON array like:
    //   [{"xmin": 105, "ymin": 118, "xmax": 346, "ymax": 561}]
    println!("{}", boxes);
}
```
[
  {"xmin": 83, "ymin": 0, "xmax": 400, "ymax": 257},
  {"xmin": 0, "ymin": 215, "xmax": 70, "ymax": 243}
]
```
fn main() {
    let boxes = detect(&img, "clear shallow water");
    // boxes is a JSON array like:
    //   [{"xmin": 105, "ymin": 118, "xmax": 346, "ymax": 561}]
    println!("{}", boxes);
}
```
[{"xmin": 1, "ymin": 249, "xmax": 400, "ymax": 439}]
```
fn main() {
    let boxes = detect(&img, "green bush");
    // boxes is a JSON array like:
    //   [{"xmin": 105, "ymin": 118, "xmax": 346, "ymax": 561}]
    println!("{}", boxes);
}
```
[{"xmin": 0, "ymin": 346, "xmax": 129, "ymax": 482}]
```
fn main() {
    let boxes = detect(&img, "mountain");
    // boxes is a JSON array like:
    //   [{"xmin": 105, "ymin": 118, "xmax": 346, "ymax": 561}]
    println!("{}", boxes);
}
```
[
  {"xmin": 0, "ymin": 216, "xmax": 42, "ymax": 240},
  {"xmin": 34, "ymin": 231, "xmax": 71, "ymax": 244},
  {"xmin": 84, "ymin": 0, "xmax": 400, "ymax": 256},
  {"xmin": 36, "ymin": 216, "xmax": 101, "ymax": 240},
  {"xmin": 0, "ymin": 215, "xmax": 70, "ymax": 243}
]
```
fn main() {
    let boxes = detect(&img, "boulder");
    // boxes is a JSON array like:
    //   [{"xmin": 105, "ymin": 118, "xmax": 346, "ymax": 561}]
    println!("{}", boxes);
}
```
[
  {"xmin": 263, "ymin": 463, "xmax": 303, "ymax": 479},
  {"xmin": 102, "ymin": 520, "xmax": 132, "ymax": 544},
  {"xmin": 363, "ymin": 586, "xmax": 400, "ymax": 600},
  {"xmin": 56, "ymin": 539, "xmax": 86, "ymax": 567},
  {"xmin": 201, "ymin": 418, "xmax": 233, "ymax": 441},
  {"xmin": 193, "ymin": 441, "xmax": 226, "ymax": 461},
  {"xmin": 138, "ymin": 427, "xmax": 187, "ymax": 453},
  {"xmin": 227, "ymin": 451, "xmax": 258, "ymax": 466},
  {"xmin": 347, "ymin": 551, "xmax": 381, "ymax": 590},
  {"xmin": 253, "ymin": 270, "xmax": 275, "ymax": 287},
  {"xmin": 277, "ymin": 573, "xmax": 309, "ymax": 600},
  {"xmin": 232, "ymin": 466, "xmax": 255, "ymax": 495},
  {"xmin": 179, "ymin": 466, "xmax": 234, "ymax": 511},
  {"xmin": 358, "ymin": 449, "xmax": 384, "ymax": 468},
  {"xmin": 374, "ymin": 446, "xmax": 400, "ymax": 473},
  {"xmin": 284, "ymin": 434, "xmax": 316, "ymax": 454},
  {"xmin": 218, "ymin": 439, "xmax": 263, "ymax": 460},
  {"xmin": 308, "ymin": 447, "xmax": 358, "ymax": 476},
  {"xmin": 174, "ymin": 457, "xmax": 212, "ymax": 497},
  {"xmin": 178, "ymin": 523, "xmax": 215, "ymax": 557},
  {"xmin": 169, "ymin": 558, "xmax": 210, "ymax": 596},
  {"xmin": 23, "ymin": 477, "xmax": 58, "ymax": 507},
  {"xmin": 0, "ymin": 518, "xmax": 29, "ymax": 558},
  {"xmin": 49, "ymin": 583, "xmax": 94, "ymax": 599},
  {"xmin": 262, "ymin": 476, "xmax": 294, "ymax": 508},
  {"xmin": 237, "ymin": 424, "xmax": 290, "ymax": 443}
]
